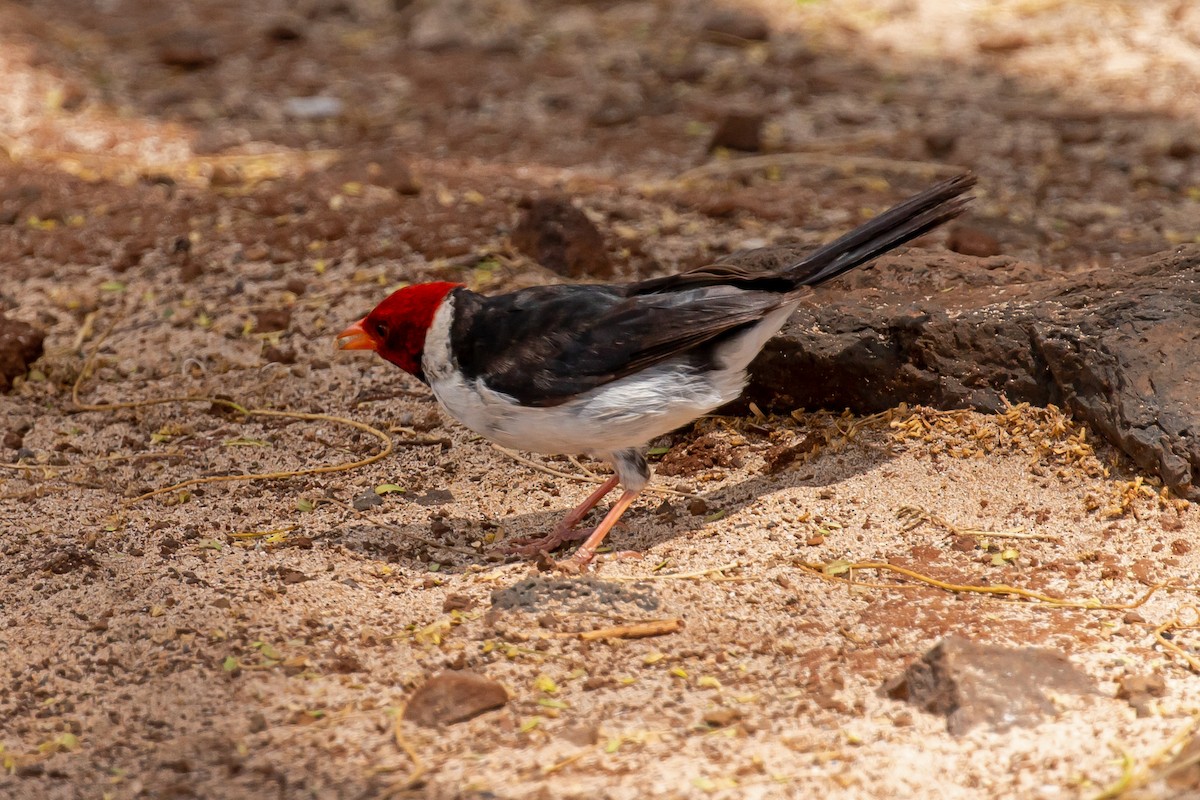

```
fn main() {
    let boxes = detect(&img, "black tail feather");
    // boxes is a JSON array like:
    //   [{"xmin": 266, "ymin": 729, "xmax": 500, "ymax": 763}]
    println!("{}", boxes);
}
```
[{"xmin": 786, "ymin": 173, "xmax": 976, "ymax": 287}]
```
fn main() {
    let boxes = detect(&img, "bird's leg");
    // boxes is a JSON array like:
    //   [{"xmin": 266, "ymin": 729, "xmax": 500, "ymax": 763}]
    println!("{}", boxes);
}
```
[
  {"xmin": 556, "ymin": 488, "xmax": 641, "ymax": 571},
  {"xmin": 556, "ymin": 447, "xmax": 649, "ymax": 571},
  {"xmin": 497, "ymin": 474, "xmax": 620, "ymax": 555}
]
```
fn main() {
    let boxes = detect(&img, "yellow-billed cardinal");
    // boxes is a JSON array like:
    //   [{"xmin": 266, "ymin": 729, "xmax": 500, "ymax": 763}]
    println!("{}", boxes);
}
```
[{"xmin": 338, "ymin": 174, "xmax": 975, "ymax": 569}]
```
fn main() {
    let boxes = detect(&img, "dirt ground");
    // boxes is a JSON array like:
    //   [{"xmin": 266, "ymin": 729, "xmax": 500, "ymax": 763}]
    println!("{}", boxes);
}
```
[{"xmin": 3, "ymin": 0, "xmax": 1200, "ymax": 798}]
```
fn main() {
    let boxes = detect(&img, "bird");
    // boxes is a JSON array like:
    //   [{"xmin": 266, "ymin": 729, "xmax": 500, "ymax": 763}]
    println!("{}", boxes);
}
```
[{"xmin": 338, "ymin": 174, "xmax": 975, "ymax": 570}]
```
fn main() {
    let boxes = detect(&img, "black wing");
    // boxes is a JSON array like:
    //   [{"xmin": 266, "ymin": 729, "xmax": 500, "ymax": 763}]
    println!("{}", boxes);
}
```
[
  {"xmin": 447, "ymin": 284, "xmax": 786, "ymax": 407},
  {"xmin": 446, "ymin": 174, "xmax": 976, "ymax": 407}
]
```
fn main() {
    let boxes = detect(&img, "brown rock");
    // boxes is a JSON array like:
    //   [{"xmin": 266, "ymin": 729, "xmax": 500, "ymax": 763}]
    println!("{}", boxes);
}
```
[
  {"xmin": 511, "ymin": 197, "xmax": 612, "ymax": 280},
  {"xmin": 946, "ymin": 225, "xmax": 1002, "ymax": 257},
  {"xmin": 156, "ymin": 31, "xmax": 219, "ymax": 69},
  {"xmin": 1166, "ymin": 137, "xmax": 1197, "ymax": 160},
  {"xmin": 369, "ymin": 157, "xmax": 422, "ymax": 196},
  {"xmin": 924, "ymin": 130, "xmax": 958, "ymax": 158},
  {"xmin": 559, "ymin": 723, "xmax": 599, "ymax": 746},
  {"xmin": 263, "ymin": 345, "xmax": 296, "ymax": 365},
  {"xmin": 1116, "ymin": 672, "xmax": 1167, "ymax": 717},
  {"xmin": 0, "ymin": 313, "xmax": 45, "ymax": 392},
  {"xmin": 1108, "ymin": 676, "xmax": 1166, "ymax": 700},
  {"xmin": 265, "ymin": 18, "xmax": 305, "ymax": 42},
  {"xmin": 701, "ymin": 707, "xmax": 741, "ymax": 727},
  {"xmin": 883, "ymin": 635, "xmax": 1094, "ymax": 735},
  {"xmin": 254, "ymin": 307, "xmax": 292, "ymax": 333},
  {"xmin": 403, "ymin": 671, "xmax": 508, "ymax": 727},
  {"xmin": 709, "ymin": 111, "xmax": 764, "ymax": 152}
]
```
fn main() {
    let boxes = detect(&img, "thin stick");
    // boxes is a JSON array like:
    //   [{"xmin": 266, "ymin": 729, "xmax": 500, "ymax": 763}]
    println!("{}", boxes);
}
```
[
  {"xmin": 897, "ymin": 505, "xmax": 1061, "ymax": 542},
  {"xmin": 577, "ymin": 618, "xmax": 682, "ymax": 641}
]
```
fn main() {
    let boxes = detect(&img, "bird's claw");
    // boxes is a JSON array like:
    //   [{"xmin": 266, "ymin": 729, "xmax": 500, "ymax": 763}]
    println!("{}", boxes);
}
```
[
  {"xmin": 495, "ymin": 527, "xmax": 594, "ymax": 557},
  {"xmin": 549, "ymin": 548, "xmax": 642, "ymax": 573}
]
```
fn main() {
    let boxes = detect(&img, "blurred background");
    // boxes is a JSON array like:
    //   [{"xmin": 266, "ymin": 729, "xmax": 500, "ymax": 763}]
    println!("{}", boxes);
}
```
[{"xmin": 2, "ymin": 0, "xmax": 1198, "ymax": 296}]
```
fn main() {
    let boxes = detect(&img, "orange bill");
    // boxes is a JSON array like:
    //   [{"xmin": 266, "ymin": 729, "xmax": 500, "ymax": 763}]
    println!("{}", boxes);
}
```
[{"xmin": 336, "ymin": 318, "xmax": 376, "ymax": 350}]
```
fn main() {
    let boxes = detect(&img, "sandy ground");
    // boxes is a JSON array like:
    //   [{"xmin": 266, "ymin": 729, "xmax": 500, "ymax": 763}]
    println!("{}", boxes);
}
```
[{"xmin": 3, "ymin": 0, "xmax": 1200, "ymax": 798}]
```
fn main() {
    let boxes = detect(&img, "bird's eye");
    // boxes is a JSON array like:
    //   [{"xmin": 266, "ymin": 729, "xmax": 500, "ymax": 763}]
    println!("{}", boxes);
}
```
[{"xmin": 374, "ymin": 321, "xmax": 390, "ymax": 339}]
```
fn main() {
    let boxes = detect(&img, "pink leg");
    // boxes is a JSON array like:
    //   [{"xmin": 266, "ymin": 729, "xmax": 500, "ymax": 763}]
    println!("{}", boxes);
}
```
[
  {"xmin": 497, "ymin": 475, "xmax": 620, "ymax": 556},
  {"xmin": 556, "ymin": 488, "xmax": 641, "ymax": 571}
]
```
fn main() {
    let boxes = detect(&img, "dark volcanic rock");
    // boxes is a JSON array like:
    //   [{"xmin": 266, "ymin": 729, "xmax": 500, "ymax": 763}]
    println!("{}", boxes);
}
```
[
  {"xmin": 0, "ymin": 313, "xmax": 45, "ymax": 392},
  {"xmin": 511, "ymin": 197, "xmax": 612, "ymax": 280},
  {"xmin": 884, "ymin": 636, "xmax": 1094, "ymax": 735},
  {"xmin": 709, "ymin": 111, "xmax": 764, "ymax": 152},
  {"xmin": 744, "ymin": 243, "xmax": 1200, "ymax": 496}
]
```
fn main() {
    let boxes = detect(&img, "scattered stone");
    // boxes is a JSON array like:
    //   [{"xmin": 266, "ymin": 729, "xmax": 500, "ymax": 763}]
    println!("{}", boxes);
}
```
[
  {"xmin": 686, "ymin": 498, "xmax": 709, "ymax": 516},
  {"xmin": 2, "ymin": 430, "xmax": 22, "ymax": 450},
  {"xmin": 353, "ymin": 488, "xmax": 384, "ymax": 511},
  {"xmin": 284, "ymin": 96, "xmax": 344, "ymax": 120},
  {"xmin": 883, "ymin": 636, "xmax": 1094, "ymax": 735},
  {"xmin": 559, "ymin": 723, "xmax": 599, "ymax": 746},
  {"xmin": 1166, "ymin": 137, "xmax": 1198, "ymax": 160},
  {"xmin": 946, "ymin": 225, "xmax": 1002, "ymax": 257},
  {"xmin": 924, "ymin": 130, "xmax": 958, "ymax": 158},
  {"xmin": 369, "ymin": 157, "xmax": 422, "ymax": 196},
  {"xmin": 156, "ymin": 31, "xmax": 218, "ymax": 69},
  {"xmin": 491, "ymin": 576, "xmax": 659, "ymax": 613},
  {"xmin": 511, "ymin": 197, "xmax": 612, "ymax": 280},
  {"xmin": 1116, "ymin": 672, "xmax": 1167, "ymax": 717},
  {"xmin": 271, "ymin": 566, "xmax": 311, "ymax": 585},
  {"xmin": 42, "ymin": 548, "xmax": 100, "ymax": 575},
  {"xmin": 413, "ymin": 488, "xmax": 455, "ymax": 506},
  {"xmin": 254, "ymin": 307, "xmax": 292, "ymax": 333},
  {"xmin": 265, "ymin": 18, "xmax": 305, "ymax": 42},
  {"xmin": 709, "ymin": 111, "xmax": 764, "ymax": 152},
  {"xmin": 743, "ymin": 244, "xmax": 1200, "ymax": 497},
  {"xmin": 977, "ymin": 30, "xmax": 1031, "ymax": 53},
  {"xmin": 702, "ymin": 707, "xmax": 742, "ymax": 727},
  {"xmin": 0, "ymin": 313, "xmax": 45, "ymax": 392},
  {"xmin": 442, "ymin": 593, "xmax": 475, "ymax": 612},
  {"xmin": 403, "ymin": 671, "xmax": 508, "ymax": 727},
  {"xmin": 701, "ymin": 9, "xmax": 770, "ymax": 42},
  {"xmin": 263, "ymin": 345, "xmax": 296, "ymax": 365}
]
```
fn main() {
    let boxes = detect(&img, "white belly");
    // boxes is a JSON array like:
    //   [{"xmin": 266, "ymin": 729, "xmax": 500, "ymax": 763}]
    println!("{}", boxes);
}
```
[{"xmin": 429, "ymin": 361, "xmax": 741, "ymax": 455}]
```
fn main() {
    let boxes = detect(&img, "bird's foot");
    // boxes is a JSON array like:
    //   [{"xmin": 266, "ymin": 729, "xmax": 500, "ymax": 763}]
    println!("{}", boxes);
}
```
[
  {"xmin": 495, "ymin": 526, "xmax": 594, "ymax": 557},
  {"xmin": 550, "ymin": 548, "xmax": 642, "ymax": 574}
]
